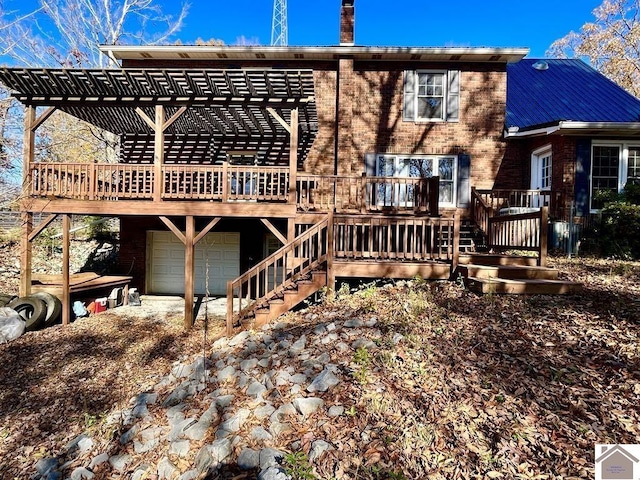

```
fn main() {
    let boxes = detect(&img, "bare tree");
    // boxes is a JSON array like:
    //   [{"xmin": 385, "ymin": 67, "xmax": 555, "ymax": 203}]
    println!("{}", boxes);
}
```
[
  {"xmin": 548, "ymin": 0, "xmax": 640, "ymax": 97},
  {"xmin": 0, "ymin": 0, "xmax": 189, "ymax": 68},
  {"xmin": 0, "ymin": 0, "xmax": 189, "ymax": 199}
]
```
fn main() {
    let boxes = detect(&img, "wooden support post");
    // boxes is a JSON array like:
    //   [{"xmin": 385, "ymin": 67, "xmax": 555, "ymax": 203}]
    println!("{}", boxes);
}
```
[
  {"xmin": 429, "ymin": 176, "xmax": 440, "ymax": 216},
  {"xmin": 19, "ymin": 106, "xmax": 36, "ymax": 298},
  {"xmin": 452, "ymin": 213, "xmax": 461, "ymax": 275},
  {"xmin": 288, "ymin": 108, "xmax": 299, "ymax": 205},
  {"xmin": 360, "ymin": 172, "xmax": 367, "ymax": 213},
  {"xmin": 184, "ymin": 215, "xmax": 195, "ymax": 330},
  {"xmin": 539, "ymin": 206, "xmax": 548, "ymax": 267},
  {"xmin": 326, "ymin": 211, "xmax": 335, "ymax": 293},
  {"xmin": 153, "ymin": 105, "xmax": 165, "ymax": 202},
  {"xmin": 62, "ymin": 214, "xmax": 71, "ymax": 326},
  {"xmin": 20, "ymin": 212, "xmax": 33, "ymax": 298},
  {"xmin": 222, "ymin": 161, "xmax": 229, "ymax": 202},
  {"xmin": 226, "ymin": 281, "xmax": 233, "ymax": 337},
  {"xmin": 287, "ymin": 218, "xmax": 296, "ymax": 242}
]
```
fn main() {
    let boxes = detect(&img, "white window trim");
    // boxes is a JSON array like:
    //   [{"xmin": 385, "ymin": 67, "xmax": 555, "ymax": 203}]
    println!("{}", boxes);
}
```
[
  {"xmin": 590, "ymin": 141, "xmax": 640, "ymax": 212},
  {"xmin": 531, "ymin": 145, "xmax": 552, "ymax": 191},
  {"xmin": 415, "ymin": 70, "xmax": 447, "ymax": 122},
  {"xmin": 375, "ymin": 154, "xmax": 458, "ymax": 207}
]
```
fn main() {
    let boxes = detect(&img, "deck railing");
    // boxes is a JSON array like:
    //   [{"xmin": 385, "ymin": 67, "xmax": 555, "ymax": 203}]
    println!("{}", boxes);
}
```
[
  {"xmin": 473, "ymin": 189, "xmax": 562, "ymax": 219},
  {"xmin": 471, "ymin": 188, "xmax": 549, "ymax": 266},
  {"xmin": 297, "ymin": 174, "xmax": 440, "ymax": 214},
  {"xmin": 30, "ymin": 162, "xmax": 290, "ymax": 202},
  {"xmin": 226, "ymin": 216, "xmax": 330, "ymax": 335},
  {"xmin": 30, "ymin": 162, "xmax": 441, "ymax": 213},
  {"xmin": 333, "ymin": 214, "xmax": 457, "ymax": 263},
  {"xmin": 488, "ymin": 207, "xmax": 548, "ymax": 266}
]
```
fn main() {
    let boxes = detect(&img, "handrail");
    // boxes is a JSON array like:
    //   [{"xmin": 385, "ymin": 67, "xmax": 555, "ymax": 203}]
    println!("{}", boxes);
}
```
[
  {"xmin": 297, "ymin": 174, "xmax": 440, "ymax": 214},
  {"xmin": 474, "ymin": 189, "xmax": 562, "ymax": 219},
  {"xmin": 488, "ymin": 207, "xmax": 548, "ymax": 266},
  {"xmin": 471, "ymin": 187, "xmax": 494, "ymax": 236},
  {"xmin": 226, "ymin": 215, "xmax": 331, "ymax": 335}
]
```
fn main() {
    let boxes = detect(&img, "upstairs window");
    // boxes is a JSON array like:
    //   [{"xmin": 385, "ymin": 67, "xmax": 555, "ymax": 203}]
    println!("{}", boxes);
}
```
[{"xmin": 403, "ymin": 70, "xmax": 460, "ymax": 122}]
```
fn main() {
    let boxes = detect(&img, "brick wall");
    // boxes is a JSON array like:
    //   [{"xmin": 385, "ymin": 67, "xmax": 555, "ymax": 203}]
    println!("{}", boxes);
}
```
[
  {"xmin": 342, "ymin": 61, "xmax": 508, "ymax": 187},
  {"xmin": 500, "ymin": 135, "xmax": 579, "ymax": 219},
  {"xmin": 122, "ymin": 58, "xmax": 509, "ymax": 185}
]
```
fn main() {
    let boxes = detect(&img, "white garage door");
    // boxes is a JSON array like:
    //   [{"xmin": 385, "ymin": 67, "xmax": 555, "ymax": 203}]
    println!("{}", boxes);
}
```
[{"xmin": 148, "ymin": 231, "xmax": 240, "ymax": 295}]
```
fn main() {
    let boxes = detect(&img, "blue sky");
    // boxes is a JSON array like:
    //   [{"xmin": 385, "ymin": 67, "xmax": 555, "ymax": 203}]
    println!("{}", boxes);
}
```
[{"xmin": 175, "ymin": 0, "xmax": 603, "ymax": 58}]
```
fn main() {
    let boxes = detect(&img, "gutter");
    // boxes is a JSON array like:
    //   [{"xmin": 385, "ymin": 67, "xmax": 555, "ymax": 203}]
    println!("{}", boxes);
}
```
[{"xmin": 504, "ymin": 121, "xmax": 640, "ymax": 138}]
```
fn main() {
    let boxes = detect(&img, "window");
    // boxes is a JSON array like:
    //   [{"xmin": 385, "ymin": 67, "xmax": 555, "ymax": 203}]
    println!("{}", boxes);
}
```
[
  {"xmin": 590, "ymin": 143, "xmax": 640, "ymax": 210},
  {"xmin": 376, "ymin": 154, "xmax": 457, "ymax": 206},
  {"xmin": 403, "ymin": 70, "xmax": 459, "ymax": 122},
  {"xmin": 628, "ymin": 147, "xmax": 640, "ymax": 185},
  {"xmin": 531, "ymin": 146, "xmax": 552, "ymax": 191}
]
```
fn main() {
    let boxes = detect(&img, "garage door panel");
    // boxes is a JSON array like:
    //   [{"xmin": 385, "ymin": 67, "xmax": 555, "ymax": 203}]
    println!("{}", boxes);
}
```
[{"xmin": 149, "ymin": 231, "xmax": 240, "ymax": 295}]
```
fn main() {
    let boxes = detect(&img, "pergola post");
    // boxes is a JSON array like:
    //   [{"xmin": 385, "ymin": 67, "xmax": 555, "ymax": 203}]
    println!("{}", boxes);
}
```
[
  {"xmin": 288, "ymin": 108, "xmax": 299, "ymax": 205},
  {"xmin": 19, "ymin": 106, "xmax": 35, "ymax": 298},
  {"xmin": 153, "ymin": 105, "xmax": 165, "ymax": 202}
]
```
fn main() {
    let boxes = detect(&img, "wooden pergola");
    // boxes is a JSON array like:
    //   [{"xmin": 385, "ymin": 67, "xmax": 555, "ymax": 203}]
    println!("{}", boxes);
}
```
[{"xmin": 0, "ymin": 67, "xmax": 319, "ymax": 328}]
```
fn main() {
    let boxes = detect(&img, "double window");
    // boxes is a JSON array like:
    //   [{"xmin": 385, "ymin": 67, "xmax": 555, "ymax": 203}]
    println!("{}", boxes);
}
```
[
  {"xmin": 376, "ymin": 154, "xmax": 457, "ymax": 206},
  {"xmin": 591, "ymin": 142, "xmax": 640, "ymax": 210},
  {"xmin": 403, "ymin": 70, "xmax": 460, "ymax": 122}
]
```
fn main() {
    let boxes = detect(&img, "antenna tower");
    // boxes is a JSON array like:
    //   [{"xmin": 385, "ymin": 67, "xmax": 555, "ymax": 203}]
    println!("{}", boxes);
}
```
[{"xmin": 271, "ymin": 0, "xmax": 288, "ymax": 46}]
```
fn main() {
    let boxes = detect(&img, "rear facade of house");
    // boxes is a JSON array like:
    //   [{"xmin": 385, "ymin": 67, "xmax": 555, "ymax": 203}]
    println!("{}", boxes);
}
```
[{"xmin": 2, "ymin": 0, "xmax": 602, "ymax": 330}]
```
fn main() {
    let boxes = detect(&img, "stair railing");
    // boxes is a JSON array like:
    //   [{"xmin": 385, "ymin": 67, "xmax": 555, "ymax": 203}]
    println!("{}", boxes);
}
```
[
  {"xmin": 470, "ymin": 187, "xmax": 494, "ymax": 236},
  {"xmin": 487, "ymin": 206, "xmax": 548, "ymax": 266},
  {"xmin": 226, "ymin": 215, "xmax": 331, "ymax": 335}
]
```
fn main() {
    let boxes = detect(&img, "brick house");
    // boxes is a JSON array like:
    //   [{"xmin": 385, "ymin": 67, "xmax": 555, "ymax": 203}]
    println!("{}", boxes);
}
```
[
  {"xmin": 1, "ymin": 0, "xmax": 590, "ymax": 331},
  {"xmin": 501, "ymin": 58, "xmax": 640, "ymax": 219}
]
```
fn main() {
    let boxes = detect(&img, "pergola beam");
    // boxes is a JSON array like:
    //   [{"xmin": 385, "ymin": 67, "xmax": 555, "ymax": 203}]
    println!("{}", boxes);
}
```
[{"xmin": 16, "ymin": 96, "xmax": 314, "ymax": 108}]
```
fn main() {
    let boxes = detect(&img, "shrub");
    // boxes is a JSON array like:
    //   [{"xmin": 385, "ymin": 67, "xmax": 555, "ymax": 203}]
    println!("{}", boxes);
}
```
[{"xmin": 598, "ymin": 202, "xmax": 640, "ymax": 259}]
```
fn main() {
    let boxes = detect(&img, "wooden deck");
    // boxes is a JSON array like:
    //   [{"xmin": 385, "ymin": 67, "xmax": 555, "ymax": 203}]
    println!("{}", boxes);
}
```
[{"xmin": 25, "ymin": 162, "xmax": 442, "ymax": 217}]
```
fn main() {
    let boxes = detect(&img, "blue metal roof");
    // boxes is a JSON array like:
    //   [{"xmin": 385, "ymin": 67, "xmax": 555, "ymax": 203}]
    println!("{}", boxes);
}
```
[{"xmin": 506, "ymin": 58, "xmax": 640, "ymax": 130}]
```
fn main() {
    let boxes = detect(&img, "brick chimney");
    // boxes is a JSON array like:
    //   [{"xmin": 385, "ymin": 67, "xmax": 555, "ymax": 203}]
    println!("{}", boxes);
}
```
[{"xmin": 340, "ymin": 0, "xmax": 355, "ymax": 46}]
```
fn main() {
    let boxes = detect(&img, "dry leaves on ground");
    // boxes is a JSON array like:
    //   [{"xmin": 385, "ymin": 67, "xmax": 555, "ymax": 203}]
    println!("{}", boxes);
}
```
[{"xmin": 0, "ymin": 256, "xmax": 638, "ymax": 479}]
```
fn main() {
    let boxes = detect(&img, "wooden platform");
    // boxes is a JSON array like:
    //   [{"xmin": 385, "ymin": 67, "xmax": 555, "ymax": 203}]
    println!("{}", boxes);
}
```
[{"xmin": 32, "ymin": 272, "xmax": 132, "ymax": 302}]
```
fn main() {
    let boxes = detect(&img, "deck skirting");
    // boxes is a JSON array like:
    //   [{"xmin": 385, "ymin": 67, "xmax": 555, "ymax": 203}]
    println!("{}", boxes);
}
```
[{"xmin": 333, "ymin": 259, "xmax": 451, "ymax": 279}]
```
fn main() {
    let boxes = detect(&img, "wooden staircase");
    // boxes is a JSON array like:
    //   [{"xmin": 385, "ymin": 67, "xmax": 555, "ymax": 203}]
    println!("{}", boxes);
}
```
[
  {"xmin": 250, "ymin": 270, "xmax": 327, "ymax": 329},
  {"xmin": 227, "ymin": 216, "xmax": 330, "ymax": 335},
  {"xmin": 458, "ymin": 254, "xmax": 582, "ymax": 295},
  {"xmin": 464, "ymin": 188, "xmax": 581, "ymax": 295}
]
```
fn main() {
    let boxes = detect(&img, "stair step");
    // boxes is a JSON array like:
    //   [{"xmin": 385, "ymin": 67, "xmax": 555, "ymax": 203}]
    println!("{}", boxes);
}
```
[
  {"xmin": 465, "ymin": 277, "xmax": 582, "ymax": 295},
  {"xmin": 459, "ymin": 253, "xmax": 539, "ymax": 267},
  {"xmin": 458, "ymin": 264, "xmax": 559, "ymax": 280}
]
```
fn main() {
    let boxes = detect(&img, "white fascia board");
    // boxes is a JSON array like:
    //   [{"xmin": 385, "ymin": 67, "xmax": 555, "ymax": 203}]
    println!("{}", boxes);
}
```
[
  {"xmin": 557, "ymin": 121, "xmax": 640, "ymax": 132},
  {"xmin": 503, "ymin": 124, "xmax": 561, "ymax": 138},
  {"xmin": 504, "ymin": 121, "xmax": 640, "ymax": 138},
  {"xmin": 100, "ymin": 45, "xmax": 529, "ymax": 63}
]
